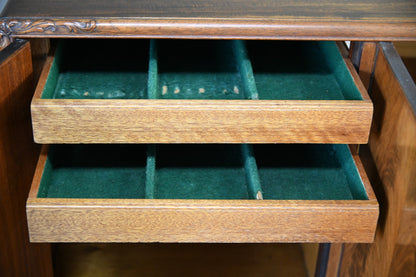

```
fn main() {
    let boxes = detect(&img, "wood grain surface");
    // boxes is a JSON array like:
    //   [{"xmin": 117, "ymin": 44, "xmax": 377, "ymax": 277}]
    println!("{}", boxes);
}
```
[
  {"xmin": 357, "ymin": 42, "xmax": 378, "ymax": 90},
  {"xmin": 2, "ymin": 0, "xmax": 416, "ymax": 22},
  {"xmin": 31, "ymin": 99, "xmax": 373, "ymax": 144},
  {"xmin": 339, "ymin": 43, "xmax": 416, "ymax": 277},
  {"xmin": 389, "ymin": 206, "xmax": 416, "ymax": 277},
  {"xmin": 30, "ymin": 43, "xmax": 373, "ymax": 144},
  {"xmin": 26, "ymin": 198, "xmax": 378, "ymax": 243},
  {"xmin": 1, "ymin": 0, "xmax": 416, "ymax": 41},
  {"xmin": 325, "ymin": 244, "xmax": 343, "ymax": 277},
  {"xmin": 387, "ymin": 42, "xmax": 416, "ymax": 277},
  {"xmin": 1, "ymin": 18, "xmax": 415, "ymax": 42},
  {"xmin": 26, "ymin": 145, "xmax": 378, "ymax": 243},
  {"xmin": 0, "ymin": 40, "xmax": 52, "ymax": 277}
]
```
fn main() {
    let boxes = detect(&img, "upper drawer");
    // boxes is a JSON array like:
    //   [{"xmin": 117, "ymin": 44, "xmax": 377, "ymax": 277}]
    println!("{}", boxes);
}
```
[
  {"xmin": 27, "ymin": 143, "xmax": 378, "ymax": 243},
  {"xmin": 31, "ymin": 39, "xmax": 372, "ymax": 144}
]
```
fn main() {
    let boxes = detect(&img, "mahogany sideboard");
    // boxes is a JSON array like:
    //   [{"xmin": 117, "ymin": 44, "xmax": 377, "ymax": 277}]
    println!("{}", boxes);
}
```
[{"xmin": 1, "ymin": 0, "xmax": 415, "ymax": 276}]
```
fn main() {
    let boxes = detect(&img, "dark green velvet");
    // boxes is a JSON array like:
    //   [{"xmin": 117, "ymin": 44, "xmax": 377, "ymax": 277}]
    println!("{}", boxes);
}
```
[
  {"xmin": 42, "ymin": 39, "xmax": 149, "ymax": 99},
  {"xmin": 38, "ymin": 145, "xmax": 147, "ymax": 199},
  {"xmin": 38, "ymin": 145, "xmax": 253, "ymax": 200},
  {"xmin": 241, "ymin": 144, "xmax": 262, "ymax": 199},
  {"xmin": 232, "ymin": 41, "xmax": 259, "ymax": 99},
  {"xmin": 156, "ymin": 40, "xmax": 247, "ymax": 99},
  {"xmin": 254, "ymin": 144, "xmax": 368, "ymax": 200},
  {"xmin": 145, "ymin": 145, "xmax": 156, "ymax": 199},
  {"xmin": 153, "ymin": 145, "xmax": 249, "ymax": 199},
  {"xmin": 147, "ymin": 40, "xmax": 159, "ymax": 100},
  {"xmin": 37, "ymin": 144, "xmax": 367, "ymax": 200},
  {"xmin": 41, "ymin": 39, "xmax": 361, "ymax": 101},
  {"xmin": 246, "ymin": 41, "xmax": 363, "ymax": 100}
]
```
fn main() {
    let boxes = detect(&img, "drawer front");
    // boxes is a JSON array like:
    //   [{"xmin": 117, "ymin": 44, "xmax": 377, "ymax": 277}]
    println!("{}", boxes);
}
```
[
  {"xmin": 31, "ymin": 40, "xmax": 372, "ymax": 144},
  {"xmin": 27, "ymin": 144, "xmax": 378, "ymax": 243}
]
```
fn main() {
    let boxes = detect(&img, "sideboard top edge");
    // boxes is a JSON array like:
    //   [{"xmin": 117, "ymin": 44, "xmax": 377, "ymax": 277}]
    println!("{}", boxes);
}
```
[{"xmin": 1, "ymin": 17, "xmax": 415, "ymax": 41}]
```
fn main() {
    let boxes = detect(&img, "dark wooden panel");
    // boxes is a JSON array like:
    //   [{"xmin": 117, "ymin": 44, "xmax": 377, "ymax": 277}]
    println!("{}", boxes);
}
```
[
  {"xmin": 3, "ymin": 0, "xmax": 416, "ymax": 22},
  {"xmin": 2, "ymin": 18, "xmax": 415, "ymax": 43},
  {"xmin": 339, "ymin": 43, "xmax": 416, "ymax": 276},
  {"xmin": 53, "ymin": 243, "xmax": 307, "ymax": 277},
  {"xmin": 27, "ymin": 38, "xmax": 49, "ymax": 83},
  {"xmin": 389, "ymin": 211, "xmax": 416, "ymax": 277},
  {"xmin": 0, "ymin": 40, "xmax": 52, "ymax": 277},
  {"xmin": 388, "ymin": 41, "xmax": 416, "ymax": 277}
]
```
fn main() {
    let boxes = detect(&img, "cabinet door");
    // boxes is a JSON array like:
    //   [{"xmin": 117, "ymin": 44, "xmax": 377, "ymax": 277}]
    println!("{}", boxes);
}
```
[
  {"xmin": 338, "ymin": 42, "xmax": 416, "ymax": 277},
  {"xmin": 0, "ymin": 40, "xmax": 52, "ymax": 277}
]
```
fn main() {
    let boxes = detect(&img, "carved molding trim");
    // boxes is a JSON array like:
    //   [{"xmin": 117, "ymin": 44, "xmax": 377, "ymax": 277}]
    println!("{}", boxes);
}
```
[
  {"xmin": 6, "ymin": 19, "xmax": 97, "ymax": 34},
  {"xmin": 0, "ymin": 21, "xmax": 13, "ymax": 50},
  {"xmin": 1, "ymin": 19, "xmax": 97, "ymax": 49},
  {"xmin": 1, "ymin": 17, "xmax": 414, "ymax": 46}
]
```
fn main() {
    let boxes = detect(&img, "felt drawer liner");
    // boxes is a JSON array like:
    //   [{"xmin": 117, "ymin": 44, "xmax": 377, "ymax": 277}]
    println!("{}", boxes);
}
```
[
  {"xmin": 27, "ymin": 144, "xmax": 378, "ymax": 243},
  {"xmin": 31, "ymin": 39, "xmax": 373, "ymax": 144}
]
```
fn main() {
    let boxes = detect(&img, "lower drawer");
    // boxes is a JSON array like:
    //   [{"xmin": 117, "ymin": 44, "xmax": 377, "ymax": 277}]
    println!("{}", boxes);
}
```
[{"xmin": 27, "ymin": 144, "xmax": 378, "ymax": 243}]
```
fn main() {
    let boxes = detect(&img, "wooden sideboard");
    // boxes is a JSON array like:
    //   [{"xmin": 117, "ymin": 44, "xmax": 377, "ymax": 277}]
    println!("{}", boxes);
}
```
[{"xmin": 1, "ymin": 0, "xmax": 415, "ymax": 276}]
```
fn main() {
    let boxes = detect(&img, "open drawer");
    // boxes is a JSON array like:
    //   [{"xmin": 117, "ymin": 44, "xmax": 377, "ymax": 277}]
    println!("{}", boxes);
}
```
[
  {"xmin": 31, "ymin": 39, "xmax": 373, "ymax": 144},
  {"xmin": 27, "ymin": 144, "xmax": 378, "ymax": 243}
]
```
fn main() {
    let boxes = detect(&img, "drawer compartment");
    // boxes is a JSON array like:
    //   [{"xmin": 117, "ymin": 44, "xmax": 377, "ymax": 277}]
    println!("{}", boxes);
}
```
[
  {"xmin": 27, "ymin": 144, "xmax": 378, "ymax": 243},
  {"xmin": 42, "ymin": 40, "xmax": 149, "ymax": 100},
  {"xmin": 31, "ymin": 39, "xmax": 372, "ymax": 144}
]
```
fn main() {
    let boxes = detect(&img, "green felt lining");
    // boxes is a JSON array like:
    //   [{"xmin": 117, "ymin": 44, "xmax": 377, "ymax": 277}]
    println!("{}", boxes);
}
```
[
  {"xmin": 155, "ymin": 40, "xmax": 247, "ymax": 99},
  {"xmin": 153, "ymin": 145, "xmax": 250, "ymax": 199},
  {"xmin": 246, "ymin": 41, "xmax": 363, "ymax": 100},
  {"xmin": 147, "ymin": 40, "xmax": 158, "ymax": 100},
  {"xmin": 145, "ymin": 145, "xmax": 156, "ymax": 199},
  {"xmin": 40, "ymin": 39, "xmax": 362, "ymax": 101},
  {"xmin": 38, "ymin": 144, "xmax": 367, "ymax": 201},
  {"xmin": 241, "ymin": 144, "xmax": 262, "ymax": 199},
  {"xmin": 254, "ymin": 144, "xmax": 368, "ymax": 200},
  {"xmin": 38, "ymin": 145, "xmax": 147, "ymax": 199},
  {"xmin": 42, "ymin": 39, "xmax": 150, "ymax": 99},
  {"xmin": 232, "ymin": 41, "xmax": 259, "ymax": 100}
]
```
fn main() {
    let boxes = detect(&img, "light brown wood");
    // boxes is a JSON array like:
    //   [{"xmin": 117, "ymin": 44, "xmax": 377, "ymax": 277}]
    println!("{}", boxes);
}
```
[
  {"xmin": 358, "ymin": 42, "xmax": 378, "ymax": 90},
  {"xmin": 26, "ymin": 145, "xmax": 378, "ymax": 243},
  {"xmin": 341, "ymin": 44, "xmax": 372, "ymax": 102},
  {"xmin": 339, "ymin": 43, "xmax": 416, "ymax": 277},
  {"xmin": 30, "ymin": 43, "xmax": 373, "ymax": 144},
  {"xmin": 0, "ymin": 40, "xmax": 53, "ymax": 277},
  {"xmin": 31, "ymin": 99, "xmax": 373, "ymax": 144},
  {"xmin": 26, "ymin": 198, "xmax": 378, "ymax": 243}
]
